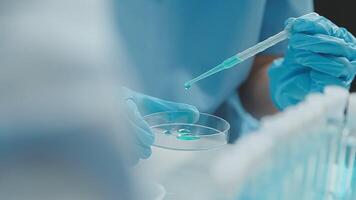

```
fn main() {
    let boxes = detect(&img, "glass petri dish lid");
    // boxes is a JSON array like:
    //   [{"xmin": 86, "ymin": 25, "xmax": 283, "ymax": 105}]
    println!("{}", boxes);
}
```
[{"xmin": 143, "ymin": 111, "xmax": 230, "ymax": 151}]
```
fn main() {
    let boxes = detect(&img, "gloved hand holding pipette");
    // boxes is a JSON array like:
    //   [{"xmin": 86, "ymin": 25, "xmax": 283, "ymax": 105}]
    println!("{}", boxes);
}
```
[
  {"xmin": 122, "ymin": 87, "xmax": 200, "ymax": 163},
  {"xmin": 185, "ymin": 12, "xmax": 356, "ymax": 111},
  {"xmin": 269, "ymin": 13, "xmax": 356, "ymax": 109},
  {"xmin": 184, "ymin": 13, "xmax": 316, "ymax": 89}
]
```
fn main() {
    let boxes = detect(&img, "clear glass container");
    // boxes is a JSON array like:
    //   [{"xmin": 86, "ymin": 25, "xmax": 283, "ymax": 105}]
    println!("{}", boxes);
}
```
[{"xmin": 143, "ymin": 111, "xmax": 230, "ymax": 151}]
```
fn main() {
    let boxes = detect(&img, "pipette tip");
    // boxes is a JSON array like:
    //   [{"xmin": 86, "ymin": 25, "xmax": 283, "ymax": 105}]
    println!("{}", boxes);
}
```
[{"xmin": 184, "ymin": 82, "xmax": 191, "ymax": 90}]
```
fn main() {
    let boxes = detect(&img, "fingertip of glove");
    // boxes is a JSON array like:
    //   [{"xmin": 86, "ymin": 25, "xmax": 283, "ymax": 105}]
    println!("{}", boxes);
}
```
[
  {"xmin": 140, "ymin": 147, "xmax": 152, "ymax": 159},
  {"xmin": 193, "ymin": 108, "xmax": 200, "ymax": 123},
  {"xmin": 134, "ymin": 140, "xmax": 153, "ymax": 160},
  {"xmin": 138, "ymin": 146, "xmax": 152, "ymax": 159},
  {"xmin": 135, "ymin": 122, "xmax": 155, "ymax": 145},
  {"xmin": 289, "ymin": 14, "xmax": 342, "ymax": 38},
  {"xmin": 126, "ymin": 99, "xmax": 143, "ymax": 120},
  {"xmin": 190, "ymin": 105, "xmax": 200, "ymax": 115},
  {"xmin": 285, "ymin": 17, "xmax": 296, "ymax": 28},
  {"xmin": 289, "ymin": 18, "xmax": 313, "ymax": 33},
  {"xmin": 174, "ymin": 103, "xmax": 200, "ymax": 123},
  {"xmin": 126, "ymin": 98, "xmax": 137, "ymax": 109},
  {"xmin": 287, "ymin": 12, "xmax": 321, "ymax": 32},
  {"xmin": 147, "ymin": 131, "xmax": 156, "ymax": 146},
  {"xmin": 186, "ymin": 105, "xmax": 200, "ymax": 123}
]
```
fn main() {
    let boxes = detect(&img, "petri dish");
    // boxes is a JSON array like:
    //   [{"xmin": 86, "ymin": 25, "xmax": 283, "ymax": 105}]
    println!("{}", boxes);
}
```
[{"xmin": 143, "ymin": 111, "xmax": 230, "ymax": 151}]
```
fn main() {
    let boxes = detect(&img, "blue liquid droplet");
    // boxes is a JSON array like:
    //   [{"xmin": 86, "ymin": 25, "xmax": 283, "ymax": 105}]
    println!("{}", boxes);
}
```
[{"xmin": 184, "ymin": 83, "xmax": 191, "ymax": 90}]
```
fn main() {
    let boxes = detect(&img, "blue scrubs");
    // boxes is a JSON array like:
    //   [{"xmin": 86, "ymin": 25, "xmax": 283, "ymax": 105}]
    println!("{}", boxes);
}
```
[{"xmin": 114, "ymin": 0, "xmax": 313, "ymax": 140}]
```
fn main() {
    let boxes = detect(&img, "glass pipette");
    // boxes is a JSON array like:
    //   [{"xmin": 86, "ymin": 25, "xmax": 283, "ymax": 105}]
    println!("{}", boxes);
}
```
[
  {"xmin": 184, "ymin": 29, "xmax": 289, "ymax": 89},
  {"xmin": 184, "ymin": 13, "xmax": 318, "ymax": 89}
]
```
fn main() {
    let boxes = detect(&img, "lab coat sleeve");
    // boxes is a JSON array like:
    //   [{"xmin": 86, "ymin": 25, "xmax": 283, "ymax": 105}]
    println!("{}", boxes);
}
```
[
  {"xmin": 230, "ymin": 93, "xmax": 260, "ymax": 135},
  {"xmin": 215, "ymin": 92, "xmax": 260, "ymax": 142},
  {"xmin": 259, "ymin": 0, "xmax": 314, "ymax": 55}
]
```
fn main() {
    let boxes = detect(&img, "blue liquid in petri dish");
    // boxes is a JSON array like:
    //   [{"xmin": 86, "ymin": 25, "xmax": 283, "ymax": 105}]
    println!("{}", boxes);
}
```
[
  {"xmin": 176, "ymin": 129, "xmax": 200, "ymax": 141},
  {"xmin": 177, "ymin": 129, "xmax": 191, "ymax": 134}
]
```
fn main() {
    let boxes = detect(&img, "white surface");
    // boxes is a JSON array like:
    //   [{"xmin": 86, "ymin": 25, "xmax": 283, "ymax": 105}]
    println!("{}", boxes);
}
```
[{"xmin": 136, "ymin": 145, "xmax": 236, "ymax": 200}]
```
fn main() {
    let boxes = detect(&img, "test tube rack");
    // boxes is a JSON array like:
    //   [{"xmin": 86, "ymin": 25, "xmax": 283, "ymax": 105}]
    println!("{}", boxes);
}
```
[{"xmin": 213, "ymin": 86, "xmax": 356, "ymax": 200}]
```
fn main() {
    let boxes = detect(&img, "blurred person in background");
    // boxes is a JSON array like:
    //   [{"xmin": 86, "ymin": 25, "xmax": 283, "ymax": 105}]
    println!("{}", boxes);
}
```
[
  {"xmin": 115, "ymin": 0, "xmax": 356, "ymax": 160},
  {"xmin": 0, "ymin": 0, "xmax": 156, "ymax": 199}
]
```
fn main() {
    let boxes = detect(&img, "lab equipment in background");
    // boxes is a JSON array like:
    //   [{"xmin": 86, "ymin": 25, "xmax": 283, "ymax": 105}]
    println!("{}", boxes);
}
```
[
  {"xmin": 346, "ymin": 94, "xmax": 356, "ymax": 198},
  {"xmin": 212, "ymin": 86, "xmax": 355, "ymax": 200},
  {"xmin": 184, "ymin": 13, "xmax": 318, "ymax": 89},
  {"xmin": 144, "ymin": 111, "xmax": 230, "ymax": 151}
]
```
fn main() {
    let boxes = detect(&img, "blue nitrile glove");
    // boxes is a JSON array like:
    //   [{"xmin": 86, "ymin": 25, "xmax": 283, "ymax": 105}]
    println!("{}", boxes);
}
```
[
  {"xmin": 269, "ymin": 13, "xmax": 356, "ymax": 110},
  {"xmin": 122, "ymin": 87, "xmax": 199, "ymax": 163}
]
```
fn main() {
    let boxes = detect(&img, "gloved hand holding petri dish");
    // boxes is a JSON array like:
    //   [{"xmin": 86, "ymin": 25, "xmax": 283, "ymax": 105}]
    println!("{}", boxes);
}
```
[{"xmin": 123, "ymin": 87, "xmax": 230, "ymax": 152}]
